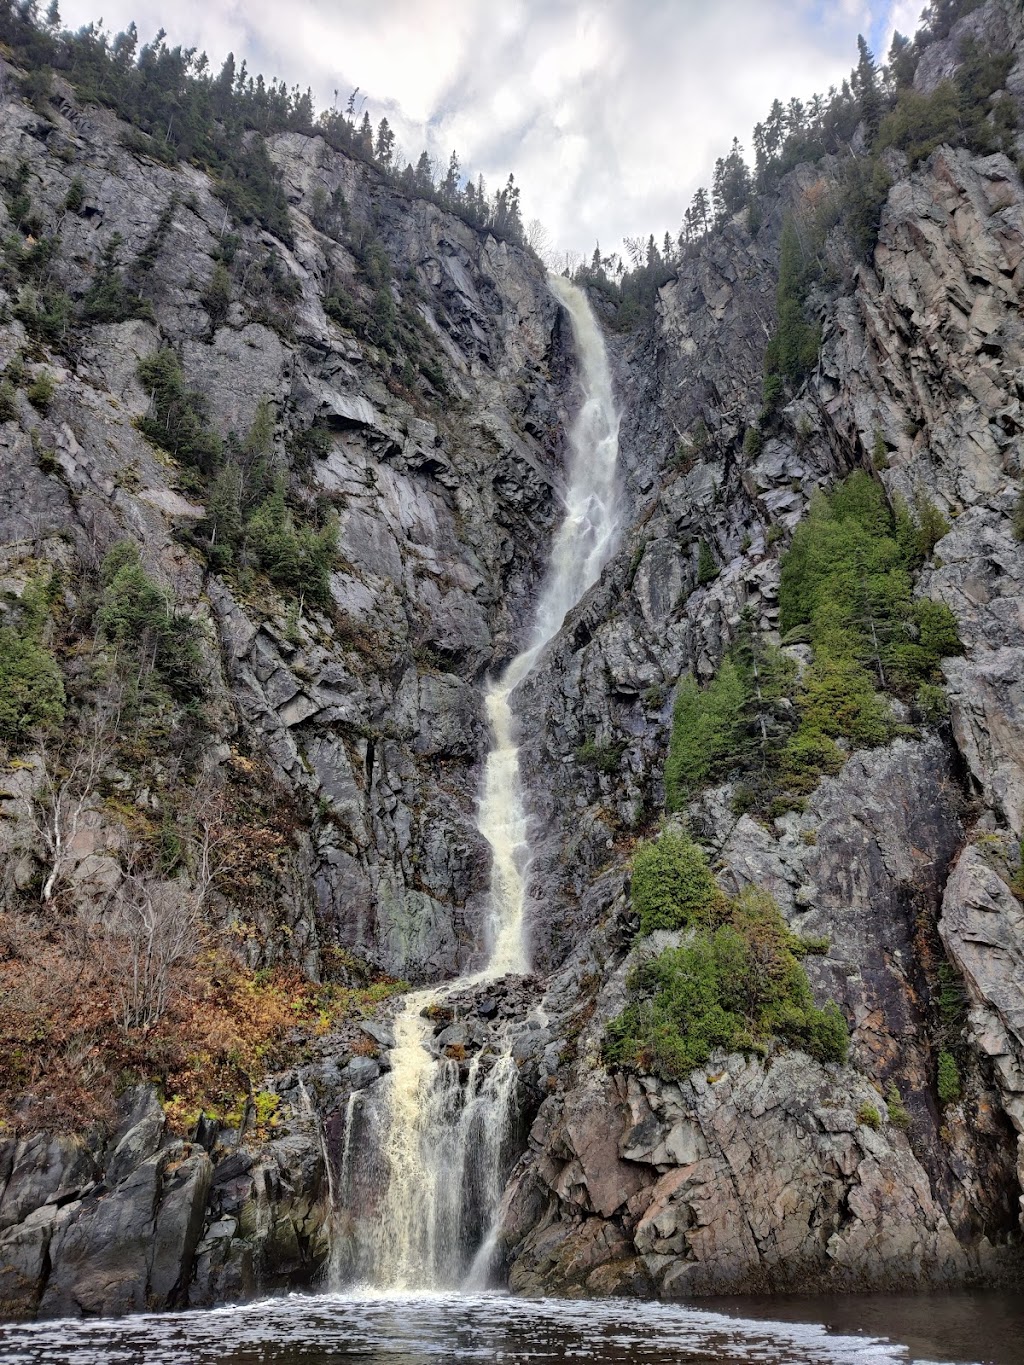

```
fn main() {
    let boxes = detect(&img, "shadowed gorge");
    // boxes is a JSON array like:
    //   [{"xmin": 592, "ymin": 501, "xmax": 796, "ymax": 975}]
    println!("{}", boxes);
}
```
[{"xmin": 340, "ymin": 275, "xmax": 622, "ymax": 1291}]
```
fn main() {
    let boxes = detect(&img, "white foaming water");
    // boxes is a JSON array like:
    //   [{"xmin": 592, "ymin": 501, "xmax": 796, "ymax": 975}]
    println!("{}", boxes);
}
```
[
  {"xmin": 477, "ymin": 273, "xmax": 621, "ymax": 974},
  {"xmin": 360, "ymin": 276, "xmax": 621, "ymax": 1291},
  {"xmin": 0, "ymin": 1289, "xmax": 993, "ymax": 1365}
]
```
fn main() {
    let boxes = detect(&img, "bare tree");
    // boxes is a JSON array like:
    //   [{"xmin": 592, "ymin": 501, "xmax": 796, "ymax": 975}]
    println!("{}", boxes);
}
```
[
  {"xmin": 526, "ymin": 218, "xmax": 558, "ymax": 269},
  {"xmin": 105, "ymin": 866, "xmax": 198, "ymax": 1031},
  {"xmin": 30, "ymin": 682, "xmax": 122, "ymax": 903}
]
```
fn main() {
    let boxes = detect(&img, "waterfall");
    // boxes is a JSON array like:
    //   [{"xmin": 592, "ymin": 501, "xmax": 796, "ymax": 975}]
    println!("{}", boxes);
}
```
[{"xmin": 352, "ymin": 275, "xmax": 621, "ymax": 1291}]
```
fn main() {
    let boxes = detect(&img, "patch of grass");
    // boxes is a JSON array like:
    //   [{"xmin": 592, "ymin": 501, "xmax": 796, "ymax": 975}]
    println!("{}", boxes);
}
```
[
  {"xmin": 857, "ymin": 1101, "xmax": 881, "ymax": 1129},
  {"xmin": 576, "ymin": 736, "xmax": 625, "ymax": 775},
  {"xmin": 885, "ymin": 1081, "xmax": 910, "ymax": 1129},
  {"xmin": 937, "ymin": 1049, "xmax": 961, "ymax": 1104}
]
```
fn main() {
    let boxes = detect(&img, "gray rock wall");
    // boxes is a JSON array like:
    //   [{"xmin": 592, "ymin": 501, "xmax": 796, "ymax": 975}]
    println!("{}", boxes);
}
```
[{"xmin": 5, "ymin": 0, "xmax": 1024, "ymax": 1316}]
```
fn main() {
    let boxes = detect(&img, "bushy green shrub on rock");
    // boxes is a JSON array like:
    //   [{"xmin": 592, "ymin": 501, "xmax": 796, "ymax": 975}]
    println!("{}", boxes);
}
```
[
  {"xmin": 0, "ymin": 627, "xmax": 65, "ymax": 747},
  {"xmin": 630, "ymin": 829, "xmax": 727, "ymax": 935},
  {"xmin": 667, "ymin": 473, "xmax": 965, "ymax": 815},
  {"xmin": 607, "ymin": 854, "xmax": 848, "ymax": 1079},
  {"xmin": 97, "ymin": 542, "xmax": 204, "ymax": 699}
]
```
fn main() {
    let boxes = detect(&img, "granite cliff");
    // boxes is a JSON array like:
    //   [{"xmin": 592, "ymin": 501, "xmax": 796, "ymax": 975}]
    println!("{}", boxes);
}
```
[{"xmin": 3, "ymin": 0, "xmax": 1024, "ymax": 1318}]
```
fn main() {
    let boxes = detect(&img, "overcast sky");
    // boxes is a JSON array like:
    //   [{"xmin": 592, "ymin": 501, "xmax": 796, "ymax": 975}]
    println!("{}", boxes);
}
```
[{"xmin": 58, "ymin": 0, "xmax": 923, "ymax": 260}]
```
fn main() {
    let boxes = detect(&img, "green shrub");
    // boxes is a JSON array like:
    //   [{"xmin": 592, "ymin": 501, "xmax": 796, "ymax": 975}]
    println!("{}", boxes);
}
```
[
  {"xmin": 0, "ymin": 379, "xmax": 16, "ymax": 422},
  {"xmin": 871, "ymin": 429, "xmax": 889, "ymax": 470},
  {"xmin": 13, "ymin": 284, "xmax": 73, "ymax": 349},
  {"xmin": 877, "ymin": 81, "xmax": 962, "ymax": 164},
  {"xmin": 798, "ymin": 656, "xmax": 893, "ymax": 748},
  {"xmin": 840, "ymin": 156, "xmax": 892, "ymax": 260},
  {"xmin": 287, "ymin": 422, "xmax": 331, "ymax": 472},
  {"xmin": 630, "ymin": 830, "xmax": 725, "ymax": 935},
  {"xmin": 666, "ymin": 631, "xmax": 797, "ymax": 814},
  {"xmin": 877, "ymin": 42, "xmax": 1016, "ymax": 168},
  {"xmin": 26, "ymin": 371, "xmax": 55, "ymax": 412},
  {"xmin": 772, "ymin": 471, "xmax": 963, "ymax": 799},
  {"xmin": 81, "ymin": 233, "xmax": 154, "ymax": 324},
  {"xmin": 197, "ymin": 460, "xmax": 245, "ymax": 570},
  {"xmin": 576, "ymin": 736, "xmax": 625, "ymax": 774},
  {"xmin": 325, "ymin": 284, "xmax": 360, "ymax": 330},
  {"xmin": 742, "ymin": 427, "xmax": 763, "ymax": 458},
  {"xmin": 97, "ymin": 542, "xmax": 204, "ymax": 698},
  {"xmin": 885, "ymin": 1082, "xmax": 910, "ymax": 1130},
  {"xmin": 246, "ymin": 486, "xmax": 337, "ymax": 607},
  {"xmin": 0, "ymin": 626, "xmax": 65, "ymax": 747},
  {"xmin": 201, "ymin": 261, "xmax": 232, "ymax": 328},
  {"xmin": 762, "ymin": 218, "xmax": 821, "ymax": 394},
  {"xmin": 696, "ymin": 539, "xmax": 718, "ymax": 586},
  {"xmin": 63, "ymin": 176, "xmax": 85, "ymax": 213},
  {"xmin": 937, "ymin": 1049, "xmax": 961, "ymax": 1104},
  {"xmin": 762, "ymin": 372, "xmax": 784, "ymax": 414},
  {"xmin": 665, "ymin": 664, "xmax": 745, "ymax": 808},
  {"xmin": 606, "ymin": 884, "xmax": 847, "ymax": 1079},
  {"xmin": 936, "ymin": 961, "xmax": 968, "ymax": 1040},
  {"xmin": 888, "ymin": 599, "xmax": 963, "ymax": 689},
  {"xmin": 137, "ymin": 349, "xmax": 222, "ymax": 474},
  {"xmin": 913, "ymin": 495, "xmax": 950, "ymax": 559},
  {"xmin": 857, "ymin": 1101, "xmax": 881, "ymax": 1130},
  {"xmin": 779, "ymin": 728, "xmax": 845, "ymax": 795},
  {"xmin": 916, "ymin": 681, "xmax": 949, "ymax": 724},
  {"xmin": 915, "ymin": 598, "xmax": 961, "ymax": 660}
]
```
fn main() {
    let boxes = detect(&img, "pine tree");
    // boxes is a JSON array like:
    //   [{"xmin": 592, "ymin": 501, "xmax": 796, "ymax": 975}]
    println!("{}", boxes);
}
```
[
  {"xmin": 414, "ymin": 151, "xmax": 433, "ymax": 194},
  {"xmin": 886, "ymin": 32, "xmax": 917, "ymax": 90},
  {"xmin": 441, "ymin": 150, "xmax": 460, "ymax": 201},
  {"xmin": 374, "ymin": 117, "xmax": 395, "ymax": 170},
  {"xmin": 693, "ymin": 187, "xmax": 710, "ymax": 235},
  {"xmin": 357, "ymin": 110, "xmax": 373, "ymax": 156},
  {"xmin": 854, "ymin": 35, "xmax": 882, "ymax": 139},
  {"xmin": 712, "ymin": 139, "xmax": 751, "ymax": 223},
  {"xmin": 764, "ymin": 100, "xmax": 785, "ymax": 158}
]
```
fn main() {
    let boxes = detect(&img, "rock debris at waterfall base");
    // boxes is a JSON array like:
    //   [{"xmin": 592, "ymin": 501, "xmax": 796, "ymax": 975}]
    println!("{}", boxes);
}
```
[{"xmin": 4, "ymin": 0, "xmax": 1024, "ymax": 1322}]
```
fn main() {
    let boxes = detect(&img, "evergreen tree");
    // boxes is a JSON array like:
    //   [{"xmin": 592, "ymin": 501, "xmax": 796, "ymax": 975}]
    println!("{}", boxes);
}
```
[
  {"xmin": 374, "ymin": 117, "xmax": 395, "ymax": 170},
  {"xmin": 853, "ymin": 35, "xmax": 883, "ymax": 139},
  {"xmin": 886, "ymin": 32, "xmax": 917, "ymax": 90},
  {"xmin": 712, "ymin": 139, "xmax": 751, "ymax": 223},
  {"xmin": 441, "ymin": 149, "xmax": 460, "ymax": 201},
  {"xmin": 414, "ymin": 151, "xmax": 433, "ymax": 194},
  {"xmin": 357, "ymin": 110, "xmax": 373, "ymax": 156}
]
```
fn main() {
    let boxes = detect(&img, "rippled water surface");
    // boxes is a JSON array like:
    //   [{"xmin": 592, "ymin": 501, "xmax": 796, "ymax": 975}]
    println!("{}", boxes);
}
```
[{"xmin": 0, "ymin": 1290, "xmax": 1021, "ymax": 1365}]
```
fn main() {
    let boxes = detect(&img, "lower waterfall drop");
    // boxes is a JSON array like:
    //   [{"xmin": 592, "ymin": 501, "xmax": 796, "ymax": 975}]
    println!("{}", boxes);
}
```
[{"xmin": 361, "ymin": 274, "xmax": 621, "ymax": 1291}]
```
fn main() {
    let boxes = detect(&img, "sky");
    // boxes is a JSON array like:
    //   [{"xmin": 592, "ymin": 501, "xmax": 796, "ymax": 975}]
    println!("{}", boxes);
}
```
[{"xmin": 58, "ymin": 0, "xmax": 924, "ymax": 261}]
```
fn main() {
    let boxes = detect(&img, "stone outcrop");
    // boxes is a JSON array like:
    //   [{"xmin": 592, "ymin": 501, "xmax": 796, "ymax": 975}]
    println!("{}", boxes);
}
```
[
  {"xmin": 502, "ymin": 1053, "xmax": 973, "ymax": 1298},
  {"xmin": 4, "ymin": 0, "xmax": 1024, "ymax": 1318}
]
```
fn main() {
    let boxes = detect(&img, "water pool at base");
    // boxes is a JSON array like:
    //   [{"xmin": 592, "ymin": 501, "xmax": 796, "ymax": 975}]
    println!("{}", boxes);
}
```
[{"xmin": 0, "ymin": 1290, "xmax": 1021, "ymax": 1365}]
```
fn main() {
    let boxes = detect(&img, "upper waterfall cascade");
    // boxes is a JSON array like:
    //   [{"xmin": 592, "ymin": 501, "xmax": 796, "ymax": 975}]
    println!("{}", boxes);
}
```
[{"xmin": 353, "ymin": 275, "xmax": 622, "ymax": 1290}]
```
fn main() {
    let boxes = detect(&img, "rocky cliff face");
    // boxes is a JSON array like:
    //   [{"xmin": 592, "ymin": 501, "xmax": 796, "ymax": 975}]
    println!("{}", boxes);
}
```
[
  {"xmin": 4, "ymin": 0, "xmax": 1024, "ymax": 1319},
  {"xmin": 496, "ymin": 0, "xmax": 1024, "ymax": 1299}
]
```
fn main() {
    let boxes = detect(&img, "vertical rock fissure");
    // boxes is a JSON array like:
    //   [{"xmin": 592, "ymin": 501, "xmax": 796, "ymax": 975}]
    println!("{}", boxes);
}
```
[{"xmin": 350, "ymin": 275, "xmax": 621, "ymax": 1291}]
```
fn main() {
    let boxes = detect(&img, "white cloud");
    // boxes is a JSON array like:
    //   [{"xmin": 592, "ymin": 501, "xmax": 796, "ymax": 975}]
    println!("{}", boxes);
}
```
[{"xmin": 56, "ymin": 0, "xmax": 918, "ymax": 256}]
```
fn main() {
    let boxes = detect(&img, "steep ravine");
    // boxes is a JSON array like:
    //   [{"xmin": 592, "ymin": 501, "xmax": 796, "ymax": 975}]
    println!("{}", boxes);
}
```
[{"xmin": 4, "ymin": 0, "xmax": 1024, "ymax": 1319}]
